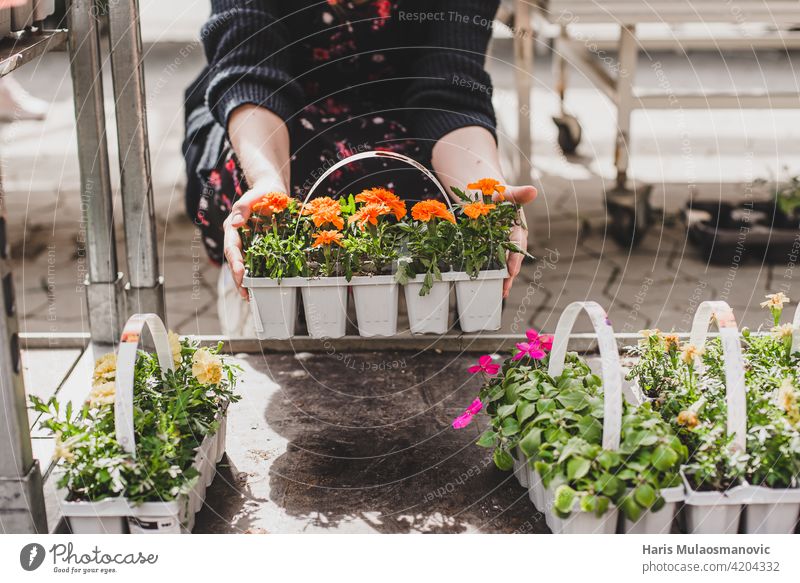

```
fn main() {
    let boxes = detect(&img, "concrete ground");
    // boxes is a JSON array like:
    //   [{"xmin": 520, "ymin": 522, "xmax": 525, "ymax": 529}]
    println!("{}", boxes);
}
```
[{"xmin": 5, "ymin": 18, "xmax": 800, "ymax": 533}]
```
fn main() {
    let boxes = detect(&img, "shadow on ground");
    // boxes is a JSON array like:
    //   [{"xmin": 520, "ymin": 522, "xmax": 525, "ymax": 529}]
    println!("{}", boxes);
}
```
[{"xmin": 195, "ymin": 351, "xmax": 548, "ymax": 534}]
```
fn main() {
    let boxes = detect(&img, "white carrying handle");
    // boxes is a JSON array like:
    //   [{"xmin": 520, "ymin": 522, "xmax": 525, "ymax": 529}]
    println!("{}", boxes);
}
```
[
  {"xmin": 688, "ymin": 300, "xmax": 746, "ymax": 452},
  {"xmin": 547, "ymin": 301, "xmax": 623, "ymax": 450},
  {"xmin": 115, "ymin": 313, "xmax": 176, "ymax": 457},
  {"xmin": 302, "ymin": 150, "xmax": 452, "ymax": 208}
]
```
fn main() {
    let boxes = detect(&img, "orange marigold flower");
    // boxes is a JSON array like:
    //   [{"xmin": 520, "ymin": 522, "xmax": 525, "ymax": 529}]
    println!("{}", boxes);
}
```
[
  {"xmin": 355, "ymin": 187, "xmax": 407, "ymax": 220},
  {"xmin": 348, "ymin": 202, "xmax": 391, "ymax": 230},
  {"xmin": 252, "ymin": 191, "xmax": 290, "ymax": 215},
  {"xmin": 462, "ymin": 200, "xmax": 497, "ymax": 219},
  {"xmin": 467, "ymin": 178, "xmax": 506, "ymax": 199},
  {"xmin": 411, "ymin": 199, "xmax": 456, "ymax": 224},
  {"xmin": 312, "ymin": 230, "xmax": 344, "ymax": 247},
  {"xmin": 302, "ymin": 197, "xmax": 344, "ymax": 230}
]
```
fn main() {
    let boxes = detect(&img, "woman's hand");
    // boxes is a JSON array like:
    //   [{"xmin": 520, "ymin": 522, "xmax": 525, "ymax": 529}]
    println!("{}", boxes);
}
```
[
  {"xmin": 497, "ymin": 185, "xmax": 537, "ymax": 298},
  {"xmin": 223, "ymin": 178, "xmax": 287, "ymax": 299}
]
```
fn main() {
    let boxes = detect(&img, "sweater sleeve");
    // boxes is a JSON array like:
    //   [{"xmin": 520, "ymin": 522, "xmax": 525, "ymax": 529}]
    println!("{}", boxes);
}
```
[
  {"xmin": 202, "ymin": 0, "xmax": 303, "ymax": 130},
  {"xmin": 399, "ymin": 0, "xmax": 500, "ymax": 148}
]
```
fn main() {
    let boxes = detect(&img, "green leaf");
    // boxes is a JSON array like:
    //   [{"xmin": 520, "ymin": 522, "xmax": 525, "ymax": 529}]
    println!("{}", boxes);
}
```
[
  {"xmin": 598, "ymin": 450, "xmax": 621, "ymax": 470},
  {"xmin": 501, "ymin": 417, "xmax": 521, "ymax": 436},
  {"xmin": 595, "ymin": 473, "xmax": 623, "ymax": 497},
  {"xmin": 536, "ymin": 398, "xmax": 556, "ymax": 413},
  {"xmin": 576, "ymin": 416, "xmax": 602, "ymax": 443},
  {"xmin": 497, "ymin": 403, "xmax": 516, "ymax": 419},
  {"xmin": 516, "ymin": 401, "xmax": 537, "ymax": 424},
  {"xmin": 554, "ymin": 485, "xmax": 577, "ymax": 517},
  {"xmin": 556, "ymin": 390, "xmax": 590, "ymax": 411},
  {"xmin": 493, "ymin": 448, "xmax": 515, "ymax": 471},
  {"xmin": 652, "ymin": 445, "xmax": 679, "ymax": 472},
  {"xmin": 580, "ymin": 493, "xmax": 597, "ymax": 513},
  {"xmin": 567, "ymin": 456, "xmax": 592, "ymax": 481},
  {"xmin": 519, "ymin": 428, "xmax": 542, "ymax": 458},
  {"xmin": 634, "ymin": 483, "xmax": 657, "ymax": 508},
  {"xmin": 476, "ymin": 430, "xmax": 497, "ymax": 448},
  {"xmin": 620, "ymin": 494, "xmax": 642, "ymax": 522}
]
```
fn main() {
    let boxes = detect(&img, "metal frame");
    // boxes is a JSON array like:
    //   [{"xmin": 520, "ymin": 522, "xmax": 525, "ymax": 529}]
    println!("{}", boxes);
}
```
[
  {"xmin": 0, "ymin": 0, "xmax": 165, "ymax": 533},
  {"xmin": 512, "ymin": 0, "xmax": 800, "ymax": 189}
]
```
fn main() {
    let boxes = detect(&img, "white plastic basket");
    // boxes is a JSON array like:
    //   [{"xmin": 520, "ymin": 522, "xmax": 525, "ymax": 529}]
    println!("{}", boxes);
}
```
[
  {"xmin": 243, "ymin": 150, "xmax": 512, "ymax": 337},
  {"xmin": 540, "ymin": 301, "xmax": 625, "ymax": 533},
  {"xmin": 60, "ymin": 314, "xmax": 226, "ymax": 534}
]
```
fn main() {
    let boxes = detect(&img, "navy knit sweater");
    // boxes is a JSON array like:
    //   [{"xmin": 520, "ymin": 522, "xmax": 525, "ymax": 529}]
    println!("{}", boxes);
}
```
[{"xmin": 185, "ymin": 0, "xmax": 500, "ymax": 162}]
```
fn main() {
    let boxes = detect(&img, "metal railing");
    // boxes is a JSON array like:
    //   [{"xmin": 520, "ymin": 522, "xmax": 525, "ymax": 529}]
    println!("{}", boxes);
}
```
[{"xmin": 0, "ymin": 0, "xmax": 165, "ymax": 533}]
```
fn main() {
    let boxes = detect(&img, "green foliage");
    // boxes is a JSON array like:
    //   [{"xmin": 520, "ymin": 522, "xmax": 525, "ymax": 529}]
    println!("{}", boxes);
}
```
[{"xmin": 473, "ymin": 347, "xmax": 684, "ymax": 521}]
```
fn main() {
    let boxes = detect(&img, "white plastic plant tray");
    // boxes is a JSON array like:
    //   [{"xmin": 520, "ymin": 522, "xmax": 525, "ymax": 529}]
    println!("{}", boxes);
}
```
[
  {"xmin": 59, "ymin": 314, "xmax": 228, "ymax": 534},
  {"xmin": 349, "ymin": 274, "xmax": 399, "ymax": 337},
  {"xmin": 243, "ymin": 276, "xmax": 300, "ymax": 340}
]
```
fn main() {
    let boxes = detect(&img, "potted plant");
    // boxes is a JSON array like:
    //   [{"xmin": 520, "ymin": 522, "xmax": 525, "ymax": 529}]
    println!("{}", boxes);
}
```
[
  {"xmin": 449, "ymin": 179, "xmax": 526, "ymax": 332},
  {"xmin": 298, "ymin": 196, "xmax": 349, "ymax": 338},
  {"xmin": 396, "ymin": 199, "xmax": 458, "ymax": 334},
  {"xmin": 343, "ymin": 189, "xmax": 405, "ymax": 337},
  {"xmin": 241, "ymin": 192, "xmax": 306, "ymax": 339},
  {"xmin": 30, "ymin": 314, "xmax": 240, "ymax": 534}
]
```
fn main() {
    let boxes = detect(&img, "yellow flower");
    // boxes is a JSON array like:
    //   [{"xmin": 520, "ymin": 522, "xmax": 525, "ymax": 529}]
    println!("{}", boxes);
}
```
[
  {"xmin": 772, "ymin": 323, "xmax": 794, "ymax": 339},
  {"xmin": 53, "ymin": 431, "xmax": 78, "ymax": 463},
  {"xmin": 639, "ymin": 329, "xmax": 660, "ymax": 339},
  {"xmin": 87, "ymin": 381, "xmax": 116, "ymax": 408},
  {"xmin": 680, "ymin": 344, "xmax": 705, "ymax": 365},
  {"xmin": 761, "ymin": 292, "xmax": 790, "ymax": 309},
  {"xmin": 777, "ymin": 378, "xmax": 798, "ymax": 413},
  {"xmin": 92, "ymin": 352, "xmax": 117, "ymax": 385},
  {"xmin": 168, "ymin": 330, "xmax": 182, "ymax": 366},
  {"xmin": 192, "ymin": 348, "xmax": 223, "ymax": 386},
  {"xmin": 676, "ymin": 410, "xmax": 699, "ymax": 429}
]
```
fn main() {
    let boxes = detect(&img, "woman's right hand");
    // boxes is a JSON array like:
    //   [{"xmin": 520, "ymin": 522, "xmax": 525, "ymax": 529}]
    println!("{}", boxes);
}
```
[{"xmin": 223, "ymin": 178, "xmax": 288, "ymax": 299}]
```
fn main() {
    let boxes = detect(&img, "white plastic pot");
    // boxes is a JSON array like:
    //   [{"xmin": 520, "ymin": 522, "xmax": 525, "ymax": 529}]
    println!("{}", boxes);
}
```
[
  {"xmin": 543, "ymin": 486, "xmax": 618, "ymax": 534},
  {"xmin": 300, "ymin": 277, "xmax": 348, "ymax": 339},
  {"xmin": 623, "ymin": 485, "xmax": 684, "ymax": 534},
  {"xmin": 446, "ymin": 269, "xmax": 508, "ymax": 332},
  {"xmin": 126, "ymin": 501, "xmax": 187, "ymax": 534},
  {"xmin": 10, "ymin": 0, "xmax": 32, "ymax": 30},
  {"xmin": 527, "ymin": 466, "xmax": 545, "ymax": 511},
  {"xmin": 350, "ymin": 275, "xmax": 398, "ymax": 337},
  {"xmin": 404, "ymin": 275, "xmax": 450, "ymax": 335},
  {"xmin": 681, "ymin": 472, "xmax": 748, "ymax": 534},
  {"xmin": 242, "ymin": 275, "xmax": 300, "ymax": 340},
  {"xmin": 62, "ymin": 498, "xmax": 130, "ymax": 534},
  {"xmin": 513, "ymin": 447, "xmax": 529, "ymax": 488},
  {"xmin": 741, "ymin": 485, "xmax": 800, "ymax": 534}
]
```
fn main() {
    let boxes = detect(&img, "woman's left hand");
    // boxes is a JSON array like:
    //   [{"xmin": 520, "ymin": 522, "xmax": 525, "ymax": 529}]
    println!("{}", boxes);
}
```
[{"xmin": 494, "ymin": 185, "xmax": 537, "ymax": 298}]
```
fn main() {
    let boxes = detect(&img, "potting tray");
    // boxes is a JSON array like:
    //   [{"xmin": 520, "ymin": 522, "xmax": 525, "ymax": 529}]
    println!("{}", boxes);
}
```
[{"xmin": 683, "ymin": 198, "xmax": 800, "ymax": 265}]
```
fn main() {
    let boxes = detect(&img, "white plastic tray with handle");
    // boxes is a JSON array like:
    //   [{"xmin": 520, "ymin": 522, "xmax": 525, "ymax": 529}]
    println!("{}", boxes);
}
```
[
  {"xmin": 682, "ymin": 300, "xmax": 750, "ymax": 534},
  {"xmin": 543, "ymin": 301, "xmax": 622, "ymax": 533}
]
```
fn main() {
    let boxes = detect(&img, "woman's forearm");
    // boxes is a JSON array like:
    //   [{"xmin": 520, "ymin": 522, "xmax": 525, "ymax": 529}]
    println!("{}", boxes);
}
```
[
  {"xmin": 227, "ymin": 104, "xmax": 291, "ymax": 192},
  {"xmin": 431, "ymin": 126, "xmax": 505, "ymax": 200}
]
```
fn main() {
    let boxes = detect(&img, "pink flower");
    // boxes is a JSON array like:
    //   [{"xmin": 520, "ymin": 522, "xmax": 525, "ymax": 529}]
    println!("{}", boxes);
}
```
[
  {"xmin": 526, "ymin": 328, "xmax": 554, "ymax": 351},
  {"xmin": 452, "ymin": 398, "xmax": 483, "ymax": 429},
  {"xmin": 468, "ymin": 354, "xmax": 500, "ymax": 376},
  {"xmin": 513, "ymin": 341, "xmax": 547, "ymax": 361}
]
